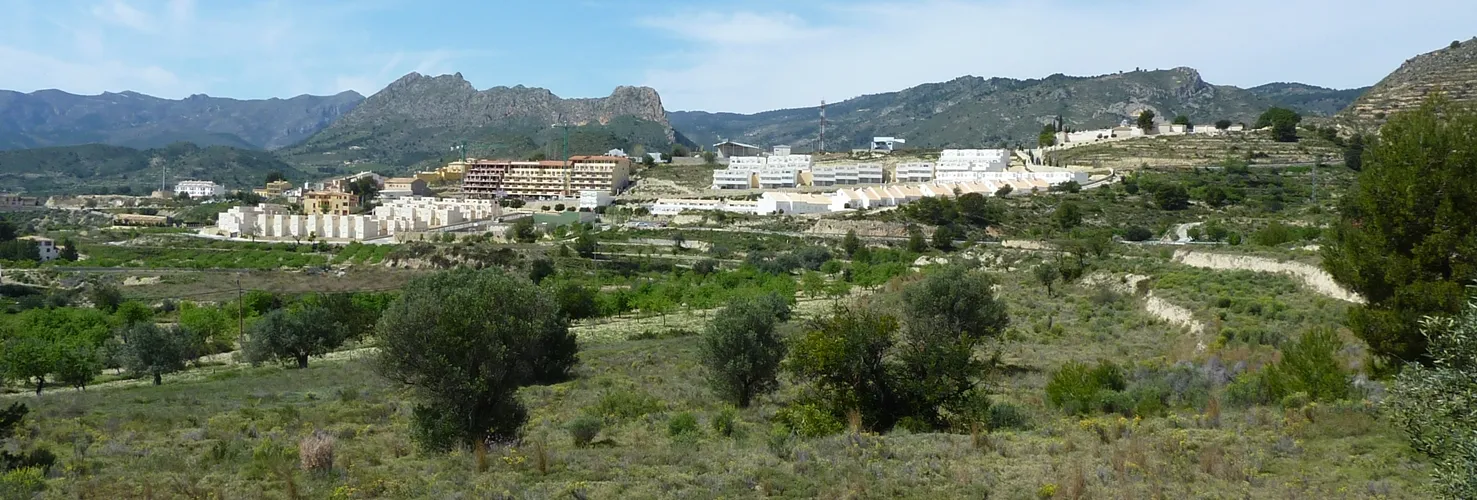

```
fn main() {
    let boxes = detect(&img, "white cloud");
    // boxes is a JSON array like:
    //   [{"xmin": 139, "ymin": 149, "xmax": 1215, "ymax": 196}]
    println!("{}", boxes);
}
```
[
  {"xmin": 643, "ymin": 0, "xmax": 1477, "ymax": 113},
  {"xmin": 90, "ymin": 0, "xmax": 156, "ymax": 33},
  {"xmin": 0, "ymin": 45, "xmax": 182, "ymax": 95}
]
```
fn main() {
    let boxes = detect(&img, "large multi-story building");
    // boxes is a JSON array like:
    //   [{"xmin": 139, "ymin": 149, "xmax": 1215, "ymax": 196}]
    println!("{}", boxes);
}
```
[
  {"xmin": 174, "ymin": 181, "xmax": 225, "ymax": 199},
  {"xmin": 305, "ymin": 191, "xmax": 355, "ymax": 216},
  {"xmin": 463, "ymin": 157, "xmax": 631, "ymax": 200},
  {"xmin": 569, "ymin": 156, "xmax": 632, "ymax": 194}
]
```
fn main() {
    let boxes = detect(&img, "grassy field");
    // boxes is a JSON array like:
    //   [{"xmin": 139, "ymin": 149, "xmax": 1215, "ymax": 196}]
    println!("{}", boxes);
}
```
[{"xmin": 2, "ymin": 258, "xmax": 1430, "ymax": 499}]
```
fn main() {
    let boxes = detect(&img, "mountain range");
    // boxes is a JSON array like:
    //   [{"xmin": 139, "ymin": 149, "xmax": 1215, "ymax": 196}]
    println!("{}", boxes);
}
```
[
  {"xmin": 3, "ymin": 38, "xmax": 1475, "ymax": 195},
  {"xmin": 0, "ymin": 90, "xmax": 364, "ymax": 151},
  {"xmin": 0, "ymin": 142, "xmax": 302, "ymax": 195},
  {"xmin": 670, "ymin": 69, "xmax": 1369, "ymax": 151}
]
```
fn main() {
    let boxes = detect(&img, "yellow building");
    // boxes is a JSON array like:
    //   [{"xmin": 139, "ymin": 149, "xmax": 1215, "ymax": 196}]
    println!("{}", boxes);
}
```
[
  {"xmin": 253, "ymin": 180, "xmax": 293, "ymax": 198},
  {"xmin": 305, "ymin": 191, "xmax": 355, "ymax": 215}
]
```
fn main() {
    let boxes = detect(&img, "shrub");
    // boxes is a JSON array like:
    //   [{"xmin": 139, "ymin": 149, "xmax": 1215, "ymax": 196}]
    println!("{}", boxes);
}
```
[
  {"xmin": 566, "ymin": 415, "xmax": 603, "ymax": 447},
  {"xmin": 1123, "ymin": 226, "xmax": 1153, "ymax": 242},
  {"xmin": 1046, "ymin": 361, "xmax": 1103, "ymax": 415},
  {"xmin": 0, "ymin": 467, "xmax": 45, "ymax": 498},
  {"xmin": 1262, "ymin": 328, "xmax": 1351, "ymax": 403},
  {"xmin": 711, "ymin": 407, "xmax": 739, "ymax": 437},
  {"xmin": 298, "ymin": 430, "xmax": 335, "ymax": 474},
  {"xmin": 987, "ymin": 402, "xmax": 1032, "ymax": 431},
  {"xmin": 774, "ymin": 404, "xmax": 843, "ymax": 438},
  {"xmin": 590, "ymin": 389, "xmax": 663, "ymax": 422},
  {"xmin": 667, "ymin": 412, "xmax": 700, "ymax": 438}
]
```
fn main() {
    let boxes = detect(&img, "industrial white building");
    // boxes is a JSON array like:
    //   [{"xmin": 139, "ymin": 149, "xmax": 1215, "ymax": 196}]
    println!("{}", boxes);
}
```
[{"xmin": 174, "ymin": 180, "xmax": 225, "ymax": 199}]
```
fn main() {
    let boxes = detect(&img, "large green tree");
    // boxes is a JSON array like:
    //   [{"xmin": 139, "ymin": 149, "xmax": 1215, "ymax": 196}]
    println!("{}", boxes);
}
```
[
  {"xmin": 1323, "ymin": 97, "xmax": 1477, "ymax": 363},
  {"xmin": 1255, "ymin": 107, "xmax": 1302, "ymax": 142},
  {"xmin": 1136, "ymin": 110, "xmax": 1156, "ymax": 133},
  {"xmin": 375, "ymin": 269, "xmax": 577, "ymax": 451},
  {"xmin": 699, "ymin": 294, "xmax": 791, "ymax": 407}
]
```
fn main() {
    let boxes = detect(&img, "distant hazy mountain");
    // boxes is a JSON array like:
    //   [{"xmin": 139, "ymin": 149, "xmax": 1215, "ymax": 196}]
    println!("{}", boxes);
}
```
[
  {"xmin": 0, "ymin": 89, "xmax": 364, "ymax": 151},
  {"xmin": 669, "ymin": 68, "xmax": 1364, "ymax": 151},
  {"xmin": 0, "ymin": 142, "xmax": 304, "ymax": 195},
  {"xmin": 283, "ymin": 72, "xmax": 683, "ymax": 169},
  {"xmin": 1340, "ymin": 37, "xmax": 1477, "ymax": 126}
]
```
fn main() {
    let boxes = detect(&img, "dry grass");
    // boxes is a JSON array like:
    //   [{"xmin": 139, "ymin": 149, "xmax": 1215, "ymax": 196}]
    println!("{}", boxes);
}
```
[{"xmin": 298, "ymin": 430, "xmax": 335, "ymax": 474}]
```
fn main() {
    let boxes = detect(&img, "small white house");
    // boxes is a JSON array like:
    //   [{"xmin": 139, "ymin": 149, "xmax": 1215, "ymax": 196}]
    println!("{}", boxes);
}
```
[{"xmin": 19, "ymin": 236, "xmax": 59, "ymax": 262}]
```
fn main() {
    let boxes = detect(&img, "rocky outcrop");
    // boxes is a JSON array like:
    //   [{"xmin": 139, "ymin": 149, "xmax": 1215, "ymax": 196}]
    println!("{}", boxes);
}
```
[
  {"xmin": 1341, "ymin": 37, "xmax": 1477, "ymax": 124},
  {"xmin": 329, "ymin": 73, "xmax": 671, "ymax": 139}
]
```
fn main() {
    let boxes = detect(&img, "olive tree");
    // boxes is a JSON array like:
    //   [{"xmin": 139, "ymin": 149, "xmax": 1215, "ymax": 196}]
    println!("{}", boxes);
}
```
[
  {"xmin": 120, "ymin": 323, "xmax": 196, "ymax": 385},
  {"xmin": 376, "ymin": 269, "xmax": 577, "ymax": 451},
  {"xmin": 1387, "ymin": 301, "xmax": 1477, "ymax": 498},
  {"xmin": 699, "ymin": 293, "xmax": 792, "ymax": 407},
  {"xmin": 895, "ymin": 266, "xmax": 1010, "ymax": 428}
]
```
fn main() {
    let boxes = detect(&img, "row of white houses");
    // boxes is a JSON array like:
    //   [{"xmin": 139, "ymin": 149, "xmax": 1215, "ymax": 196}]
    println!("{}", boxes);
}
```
[
  {"xmin": 659, "ymin": 170, "xmax": 1089, "ymax": 216},
  {"xmin": 207, "ymin": 196, "xmax": 503, "ymax": 241}
]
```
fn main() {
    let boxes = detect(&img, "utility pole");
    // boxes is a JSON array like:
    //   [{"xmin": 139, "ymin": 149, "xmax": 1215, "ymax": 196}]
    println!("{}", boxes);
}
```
[
  {"xmin": 236, "ymin": 275, "xmax": 244, "ymax": 340},
  {"xmin": 553, "ymin": 124, "xmax": 574, "ymax": 196},
  {"xmin": 1311, "ymin": 155, "xmax": 1320, "ymax": 205}
]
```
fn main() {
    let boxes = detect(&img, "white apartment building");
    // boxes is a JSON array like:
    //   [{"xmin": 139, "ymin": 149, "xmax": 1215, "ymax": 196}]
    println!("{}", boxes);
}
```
[
  {"xmin": 174, "ymin": 180, "xmax": 225, "ymax": 199},
  {"xmin": 773, "ymin": 145, "xmax": 792, "ymax": 156},
  {"xmin": 579, "ymin": 190, "xmax": 613, "ymax": 210},
  {"xmin": 809, "ymin": 166, "xmax": 838, "ymax": 187},
  {"xmin": 897, "ymin": 163, "xmax": 935, "ymax": 183},
  {"xmin": 758, "ymin": 169, "xmax": 802, "ymax": 189},
  {"xmin": 857, "ymin": 164, "xmax": 885, "ymax": 184},
  {"xmin": 713, "ymin": 169, "xmax": 756, "ymax": 190},
  {"xmin": 935, "ymin": 149, "xmax": 1012, "ymax": 181},
  {"xmin": 713, "ymin": 154, "xmax": 814, "ymax": 189}
]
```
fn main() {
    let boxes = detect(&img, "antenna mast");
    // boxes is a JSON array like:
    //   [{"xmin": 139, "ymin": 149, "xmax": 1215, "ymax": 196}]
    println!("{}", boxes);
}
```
[{"xmin": 819, "ymin": 100, "xmax": 827, "ymax": 153}]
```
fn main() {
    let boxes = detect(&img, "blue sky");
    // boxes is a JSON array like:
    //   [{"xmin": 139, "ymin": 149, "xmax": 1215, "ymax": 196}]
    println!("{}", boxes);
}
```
[{"xmin": 2, "ymin": 0, "xmax": 1474, "ymax": 113}]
